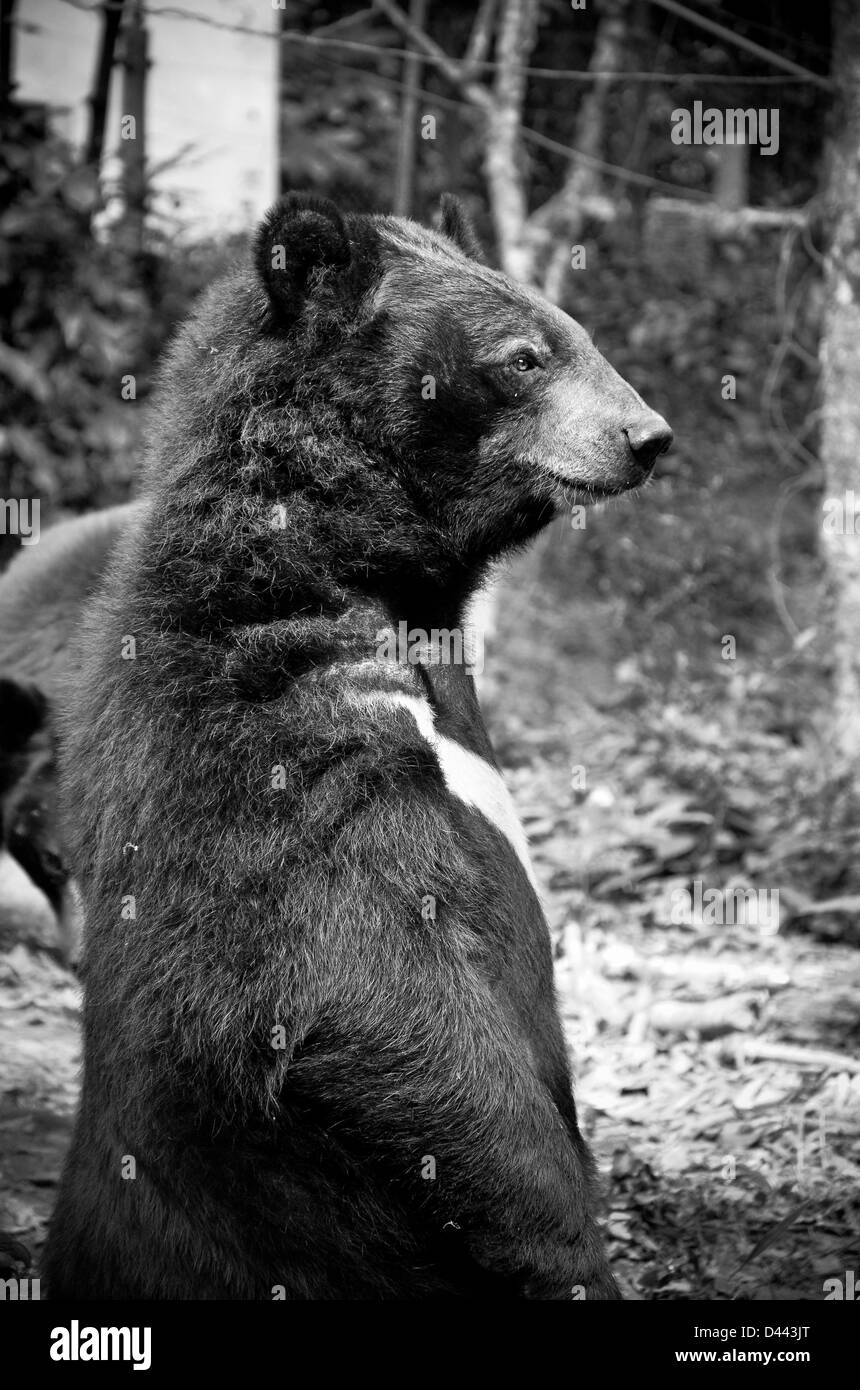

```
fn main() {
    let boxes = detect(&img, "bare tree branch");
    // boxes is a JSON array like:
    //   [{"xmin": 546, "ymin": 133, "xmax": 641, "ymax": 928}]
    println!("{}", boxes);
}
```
[
  {"xmin": 463, "ymin": 0, "xmax": 499, "ymax": 77},
  {"xmin": 373, "ymin": 0, "xmax": 491, "ymax": 108}
]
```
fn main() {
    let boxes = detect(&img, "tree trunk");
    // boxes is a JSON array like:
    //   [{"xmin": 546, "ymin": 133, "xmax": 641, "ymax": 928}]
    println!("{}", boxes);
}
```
[
  {"xmin": 535, "ymin": 0, "xmax": 630, "ymax": 301},
  {"xmin": 821, "ymin": 0, "xmax": 860, "ymax": 760},
  {"xmin": 393, "ymin": 0, "xmax": 428, "ymax": 217},
  {"xmin": 484, "ymin": 0, "xmax": 538, "ymax": 281}
]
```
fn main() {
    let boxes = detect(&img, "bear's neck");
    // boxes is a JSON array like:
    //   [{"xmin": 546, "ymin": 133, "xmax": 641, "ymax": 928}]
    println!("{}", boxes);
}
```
[
  {"xmin": 142, "ymin": 393, "xmax": 506, "ymax": 638},
  {"xmin": 138, "ymin": 481, "xmax": 483, "ymax": 644}
]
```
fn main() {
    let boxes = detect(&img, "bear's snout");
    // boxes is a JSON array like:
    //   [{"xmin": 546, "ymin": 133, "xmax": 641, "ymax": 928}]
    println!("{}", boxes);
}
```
[{"xmin": 623, "ymin": 412, "xmax": 674, "ymax": 477}]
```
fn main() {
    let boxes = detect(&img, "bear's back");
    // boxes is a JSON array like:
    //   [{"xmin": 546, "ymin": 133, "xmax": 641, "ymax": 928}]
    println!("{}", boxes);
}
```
[{"xmin": 0, "ymin": 501, "xmax": 144, "ymax": 701}]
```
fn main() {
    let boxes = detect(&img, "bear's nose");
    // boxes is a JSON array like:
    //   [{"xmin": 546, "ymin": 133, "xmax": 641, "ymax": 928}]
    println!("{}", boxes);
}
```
[{"xmin": 624, "ymin": 414, "xmax": 673, "ymax": 472}]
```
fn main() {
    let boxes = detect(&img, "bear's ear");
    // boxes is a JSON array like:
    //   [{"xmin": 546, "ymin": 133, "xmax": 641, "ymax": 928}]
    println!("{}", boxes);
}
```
[
  {"xmin": 254, "ymin": 194, "xmax": 351, "ymax": 319},
  {"xmin": 438, "ymin": 194, "xmax": 484, "ymax": 262},
  {"xmin": 0, "ymin": 677, "xmax": 46, "ymax": 756}
]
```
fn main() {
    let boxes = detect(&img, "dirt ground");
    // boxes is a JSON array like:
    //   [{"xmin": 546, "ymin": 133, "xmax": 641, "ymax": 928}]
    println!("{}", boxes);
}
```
[{"xmin": 0, "ymin": 936, "xmax": 78, "ymax": 1282}]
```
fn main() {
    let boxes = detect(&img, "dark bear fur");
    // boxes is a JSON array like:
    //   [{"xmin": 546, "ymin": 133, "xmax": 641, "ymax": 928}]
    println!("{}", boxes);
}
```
[{"xmin": 44, "ymin": 194, "xmax": 670, "ymax": 1300}]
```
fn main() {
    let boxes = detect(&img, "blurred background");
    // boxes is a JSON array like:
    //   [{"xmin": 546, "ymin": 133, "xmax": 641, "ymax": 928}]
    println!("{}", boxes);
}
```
[{"xmin": 1, "ymin": 0, "xmax": 859, "ymax": 1300}]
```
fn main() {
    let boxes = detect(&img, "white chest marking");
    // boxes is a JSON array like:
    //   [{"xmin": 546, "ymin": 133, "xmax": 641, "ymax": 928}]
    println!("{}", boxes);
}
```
[{"xmin": 364, "ymin": 692, "xmax": 541, "ymax": 897}]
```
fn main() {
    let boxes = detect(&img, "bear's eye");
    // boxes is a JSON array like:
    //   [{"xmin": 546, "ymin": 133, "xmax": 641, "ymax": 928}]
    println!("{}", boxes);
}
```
[{"xmin": 510, "ymin": 350, "xmax": 539, "ymax": 373}]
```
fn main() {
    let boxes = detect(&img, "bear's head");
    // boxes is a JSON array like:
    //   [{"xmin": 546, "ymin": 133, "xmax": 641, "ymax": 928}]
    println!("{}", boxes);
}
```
[
  {"xmin": 251, "ymin": 193, "xmax": 671, "ymax": 568},
  {"xmin": 152, "ymin": 193, "xmax": 671, "ymax": 620}
]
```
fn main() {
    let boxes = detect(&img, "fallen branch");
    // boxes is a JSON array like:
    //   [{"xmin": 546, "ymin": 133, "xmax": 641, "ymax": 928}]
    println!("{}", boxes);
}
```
[
  {"xmin": 719, "ymin": 1038, "xmax": 860, "ymax": 1074},
  {"xmin": 611, "ymin": 953, "xmax": 791, "ymax": 994},
  {"xmin": 789, "ymin": 894, "xmax": 860, "ymax": 917},
  {"xmin": 650, "ymin": 993, "xmax": 763, "ymax": 1038}
]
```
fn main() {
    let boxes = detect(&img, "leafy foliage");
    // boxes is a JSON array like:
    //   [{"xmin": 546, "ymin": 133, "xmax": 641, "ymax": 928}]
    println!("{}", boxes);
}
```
[{"xmin": 0, "ymin": 113, "xmax": 244, "ymax": 566}]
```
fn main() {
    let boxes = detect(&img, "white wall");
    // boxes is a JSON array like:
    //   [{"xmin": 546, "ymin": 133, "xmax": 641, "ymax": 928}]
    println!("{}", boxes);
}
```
[{"xmin": 17, "ymin": 0, "xmax": 279, "ymax": 235}]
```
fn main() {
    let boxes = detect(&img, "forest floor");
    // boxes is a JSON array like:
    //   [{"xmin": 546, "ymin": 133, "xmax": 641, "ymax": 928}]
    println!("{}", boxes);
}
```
[
  {"xmin": 0, "ymin": 573, "xmax": 858, "ymax": 1299},
  {"xmin": 510, "ymin": 753, "xmax": 860, "ymax": 1300},
  {"xmin": 485, "ymin": 546, "xmax": 860, "ymax": 1301}
]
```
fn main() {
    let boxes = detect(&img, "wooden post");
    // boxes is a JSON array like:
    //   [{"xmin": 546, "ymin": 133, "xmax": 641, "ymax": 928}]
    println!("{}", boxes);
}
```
[
  {"xmin": 714, "ymin": 138, "xmax": 749, "ymax": 212},
  {"xmin": 0, "ymin": 0, "xmax": 17, "ymax": 117},
  {"xmin": 86, "ymin": 0, "xmax": 126, "ymax": 169}
]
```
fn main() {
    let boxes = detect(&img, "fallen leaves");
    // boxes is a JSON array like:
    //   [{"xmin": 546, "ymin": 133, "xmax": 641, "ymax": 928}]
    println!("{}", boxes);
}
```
[{"xmin": 508, "ymin": 736, "xmax": 860, "ymax": 1300}]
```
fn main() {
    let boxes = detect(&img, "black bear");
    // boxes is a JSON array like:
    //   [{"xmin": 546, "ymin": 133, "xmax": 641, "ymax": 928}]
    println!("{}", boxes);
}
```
[
  {"xmin": 44, "ymin": 194, "xmax": 671, "ymax": 1300},
  {"xmin": 0, "ymin": 505, "xmax": 140, "ymax": 963},
  {"xmin": 0, "ymin": 504, "xmax": 141, "ymax": 705}
]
